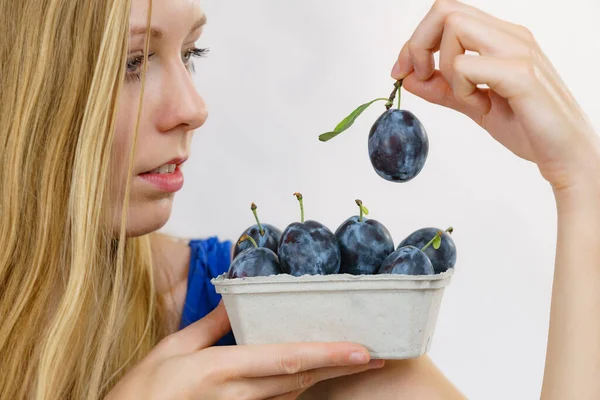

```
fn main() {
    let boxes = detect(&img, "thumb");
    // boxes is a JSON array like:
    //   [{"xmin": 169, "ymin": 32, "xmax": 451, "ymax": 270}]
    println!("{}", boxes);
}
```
[{"xmin": 169, "ymin": 301, "xmax": 232, "ymax": 356}]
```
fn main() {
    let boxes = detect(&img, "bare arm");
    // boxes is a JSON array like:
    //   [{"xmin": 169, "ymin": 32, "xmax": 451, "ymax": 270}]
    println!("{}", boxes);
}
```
[
  {"xmin": 302, "ymin": 356, "xmax": 465, "ymax": 399},
  {"xmin": 542, "ymin": 181, "xmax": 600, "ymax": 398},
  {"xmin": 389, "ymin": 1, "xmax": 600, "ymax": 397}
]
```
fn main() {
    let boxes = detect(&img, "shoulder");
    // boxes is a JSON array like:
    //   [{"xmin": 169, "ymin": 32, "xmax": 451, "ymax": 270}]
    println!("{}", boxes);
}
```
[
  {"xmin": 151, "ymin": 233, "xmax": 234, "ymax": 295},
  {"xmin": 151, "ymin": 233, "xmax": 235, "ymax": 334}
]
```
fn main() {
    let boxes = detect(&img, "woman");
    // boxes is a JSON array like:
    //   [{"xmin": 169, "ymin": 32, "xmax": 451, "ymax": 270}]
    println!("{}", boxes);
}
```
[{"xmin": 0, "ymin": 0, "xmax": 597, "ymax": 398}]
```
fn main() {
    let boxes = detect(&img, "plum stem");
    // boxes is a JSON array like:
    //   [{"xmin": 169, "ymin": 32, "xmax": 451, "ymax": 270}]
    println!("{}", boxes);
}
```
[
  {"xmin": 294, "ymin": 192, "xmax": 304, "ymax": 223},
  {"xmin": 356, "ymin": 199, "xmax": 365, "ymax": 222},
  {"xmin": 421, "ymin": 230, "xmax": 443, "ymax": 252},
  {"xmin": 238, "ymin": 234, "xmax": 258, "ymax": 248},
  {"xmin": 251, "ymin": 202, "xmax": 265, "ymax": 236},
  {"xmin": 397, "ymin": 79, "xmax": 403, "ymax": 109},
  {"xmin": 446, "ymin": 226, "xmax": 454, "ymax": 234},
  {"xmin": 385, "ymin": 79, "xmax": 403, "ymax": 110}
]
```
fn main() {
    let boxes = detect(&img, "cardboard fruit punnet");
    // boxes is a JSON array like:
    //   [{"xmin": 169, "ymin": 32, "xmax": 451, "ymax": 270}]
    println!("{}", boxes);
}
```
[{"xmin": 212, "ymin": 269, "xmax": 454, "ymax": 359}]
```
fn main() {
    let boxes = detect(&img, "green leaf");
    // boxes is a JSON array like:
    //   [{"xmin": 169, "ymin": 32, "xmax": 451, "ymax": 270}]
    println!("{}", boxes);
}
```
[
  {"xmin": 318, "ymin": 98, "xmax": 388, "ymax": 142},
  {"xmin": 433, "ymin": 235, "xmax": 442, "ymax": 250},
  {"xmin": 360, "ymin": 204, "xmax": 369, "ymax": 215},
  {"xmin": 318, "ymin": 131, "xmax": 341, "ymax": 142}
]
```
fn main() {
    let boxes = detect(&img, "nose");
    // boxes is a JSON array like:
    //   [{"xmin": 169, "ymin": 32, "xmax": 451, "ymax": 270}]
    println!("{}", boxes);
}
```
[{"xmin": 156, "ymin": 63, "xmax": 208, "ymax": 134}]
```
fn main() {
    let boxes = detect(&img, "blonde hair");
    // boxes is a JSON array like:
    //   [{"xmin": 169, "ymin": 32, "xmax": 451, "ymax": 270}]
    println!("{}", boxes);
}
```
[{"xmin": 0, "ymin": 0, "xmax": 167, "ymax": 399}]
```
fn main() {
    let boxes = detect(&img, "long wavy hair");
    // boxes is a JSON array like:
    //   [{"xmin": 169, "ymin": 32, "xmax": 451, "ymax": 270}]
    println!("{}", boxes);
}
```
[{"xmin": 0, "ymin": 0, "xmax": 167, "ymax": 398}]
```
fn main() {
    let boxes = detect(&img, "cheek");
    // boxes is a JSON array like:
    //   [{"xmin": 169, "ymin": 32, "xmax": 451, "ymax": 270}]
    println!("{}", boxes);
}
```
[
  {"xmin": 113, "ymin": 93, "xmax": 135, "ymax": 184},
  {"xmin": 112, "ymin": 85, "xmax": 153, "ymax": 187}
]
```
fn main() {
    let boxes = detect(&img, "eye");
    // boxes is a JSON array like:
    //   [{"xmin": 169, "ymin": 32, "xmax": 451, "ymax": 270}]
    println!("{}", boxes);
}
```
[
  {"xmin": 125, "ymin": 53, "xmax": 155, "ymax": 83},
  {"xmin": 183, "ymin": 47, "xmax": 209, "ymax": 72},
  {"xmin": 126, "ymin": 56, "xmax": 143, "ymax": 73}
]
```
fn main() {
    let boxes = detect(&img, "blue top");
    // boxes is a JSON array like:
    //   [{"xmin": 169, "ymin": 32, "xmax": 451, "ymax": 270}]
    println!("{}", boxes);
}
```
[{"xmin": 178, "ymin": 236, "xmax": 237, "ymax": 346}]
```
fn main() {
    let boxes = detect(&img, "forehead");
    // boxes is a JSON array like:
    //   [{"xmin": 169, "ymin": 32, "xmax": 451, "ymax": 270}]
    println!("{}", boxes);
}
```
[{"xmin": 130, "ymin": 0, "xmax": 204, "ymax": 32}]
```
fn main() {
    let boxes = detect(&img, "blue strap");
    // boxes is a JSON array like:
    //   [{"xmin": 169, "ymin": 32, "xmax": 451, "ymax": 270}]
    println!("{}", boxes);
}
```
[{"xmin": 178, "ymin": 237, "xmax": 236, "ymax": 346}]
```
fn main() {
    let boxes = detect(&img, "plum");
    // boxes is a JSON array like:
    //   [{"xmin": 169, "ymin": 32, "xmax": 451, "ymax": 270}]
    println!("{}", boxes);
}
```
[
  {"xmin": 228, "ymin": 235, "xmax": 282, "ymax": 278},
  {"xmin": 335, "ymin": 199, "xmax": 394, "ymax": 275},
  {"xmin": 318, "ymin": 79, "xmax": 429, "ymax": 183},
  {"xmin": 368, "ymin": 108, "xmax": 428, "ymax": 182},
  {"xmin": 233, "ymin": 202, "xmax": 281, "ymax": 259},
  {"xmin": 278, "ymin": 193, "xmax": 341, "ymax": 276},
  {"xmin": 399, "ymin": 227, "xmax": 456, "ymax": 274},
  {"xmin": 378, "ymin": 245, "xmax": 434, "ymax": 275}
]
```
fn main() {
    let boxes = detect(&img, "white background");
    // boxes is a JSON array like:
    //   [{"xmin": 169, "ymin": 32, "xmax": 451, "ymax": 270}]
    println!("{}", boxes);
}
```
[{"xmin": 162, "ymin": 0, "xmax": 600, "ymax": 398}]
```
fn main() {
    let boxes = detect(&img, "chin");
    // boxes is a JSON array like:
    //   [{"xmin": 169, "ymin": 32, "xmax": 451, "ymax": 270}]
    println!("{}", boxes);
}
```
[{"xmin": 113, "ymin": 197, "xmax": 175, "ymax": 238}]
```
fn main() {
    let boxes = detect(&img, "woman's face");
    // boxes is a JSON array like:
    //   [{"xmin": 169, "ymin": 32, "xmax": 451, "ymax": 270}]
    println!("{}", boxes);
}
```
[{"xmin": 111, "ymin": 0, "xmax": 207, "ymax": 237}]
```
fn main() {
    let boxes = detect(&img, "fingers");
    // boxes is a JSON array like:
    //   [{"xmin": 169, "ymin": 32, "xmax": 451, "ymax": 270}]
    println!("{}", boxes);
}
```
[
  {"xmin": 199, "ymin": 342, "xmax": 372, "ymax": 379},
  {"xmin": 437, "ymin": 11, "xmax": 465, "ymax": 86},
  {"xmin": 437, "ymin": 12, "xmax": 528, "ymax": 84},
  {"xmin": 451, "ymin": 54, "xmax": 569, "ymax": 138},
  {"xmin": 452, "ymin": 55, "xmax": 492, "ymax": 114},
  {"xmin": 400, "ymin": 71, "xmax": 480, "ymax": 120},
  {"xmin": 392, "ymin": 0, "xmax": 533, "ymax": 80},
  {"xmin": 402, "ymin": 55, "xmax": 541, "ymax": 115},
  {"xmin": 229, "ymin": 360, "xmax": 385, "ymax": 400},
  {"xmin": 389, "ymin": 0, "xmax": 574, "ymax": 142},
  {"xmin": 157, "ymin": 301, "xmax": 231, "ymax": 357},
  {"xmin": 265, "ymin": 389, "xmax": 305, "ymax": 400},
  {"xmin": 247, "ymin": 342, "xmax": 372, "ymax": 378},
  {"xmin": 452, "ymin": 55, "xmax": 538, "ymax": 102}
]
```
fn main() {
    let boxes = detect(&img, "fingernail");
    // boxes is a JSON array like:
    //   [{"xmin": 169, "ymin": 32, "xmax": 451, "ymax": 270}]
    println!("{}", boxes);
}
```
[
  {"xmin": 349, "ymin": 351, "xmax": 369, "ymax": 364},
  {"xmin": 368, "ymin": 359, "xmax": 385, "ymax": 368}
]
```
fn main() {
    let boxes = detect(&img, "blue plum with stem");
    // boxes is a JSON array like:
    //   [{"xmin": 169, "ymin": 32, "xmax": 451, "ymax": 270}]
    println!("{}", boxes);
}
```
[
  {"xmin": 228, "ymin": 235, "xmax": 282, "ymax": 279},
  {"xmin": 319, "ymin": 79, "xmax": 429, "ymax": 183},
  {"xmin": 399, "ymin": 227, "xmax": 456, "ymax": 274},
  {"xmin": 335, "ymin": 199, "xmax": 394, "ymax": 275},
  {"xmin": 233, "ymin": 202, "xmax": 281, "ymax": 259},
  {"xmin": 278, "ymin": 193, "xmax": 341, "ymax": 276}
]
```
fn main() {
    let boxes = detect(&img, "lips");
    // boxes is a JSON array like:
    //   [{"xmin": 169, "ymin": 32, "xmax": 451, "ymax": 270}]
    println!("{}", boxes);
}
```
[
  {"xmin": 140, "ymin": 157, "xmax": 187, "ymax": 175},
  {"xmin": 137, "ymin": 156, "xmax": 188, "ymax": 193},
  {"xmin": 146, "ymin": 163, "xmax": 176, "ymax": 174},
  {"xmin": 138, "ymin": 165, "xmax": 185, "ymax": 193}
]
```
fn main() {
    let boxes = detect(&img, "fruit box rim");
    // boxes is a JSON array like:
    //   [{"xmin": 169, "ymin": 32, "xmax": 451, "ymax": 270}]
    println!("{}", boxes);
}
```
[{"xmin": 211, "ymin": 268, "xmax": 454, "ymax": 293}]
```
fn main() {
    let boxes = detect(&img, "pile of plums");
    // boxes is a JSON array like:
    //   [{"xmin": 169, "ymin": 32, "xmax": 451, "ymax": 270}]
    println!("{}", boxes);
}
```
[{"xmin": 227, "ymin": 195, "xmax": 456, "ymax": 279}]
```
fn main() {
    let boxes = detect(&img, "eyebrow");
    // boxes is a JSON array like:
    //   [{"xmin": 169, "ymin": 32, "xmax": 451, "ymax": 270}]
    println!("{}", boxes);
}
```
[{"xmin": 129, "ymin": 14, "xmax": 207, "ymax": 39}]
